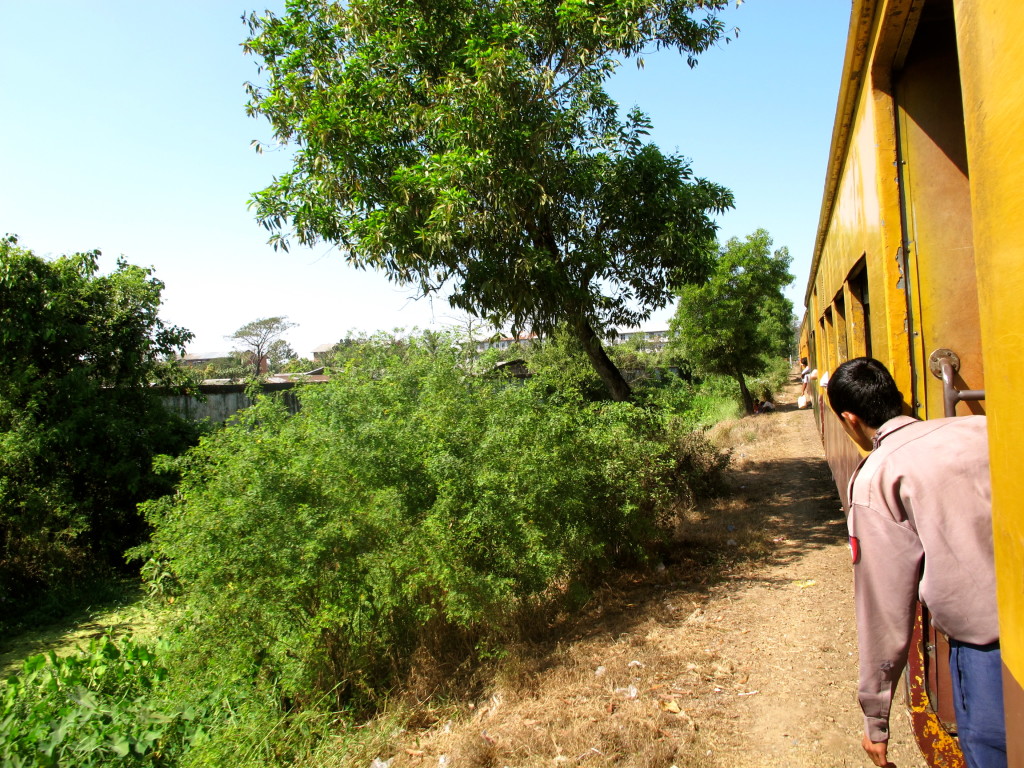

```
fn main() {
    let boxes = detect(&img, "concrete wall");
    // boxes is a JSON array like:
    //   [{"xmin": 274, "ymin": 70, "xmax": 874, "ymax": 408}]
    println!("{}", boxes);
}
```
[{"xmin": 159, "ymin": 382, "xmax": 302, "ymax": 424}]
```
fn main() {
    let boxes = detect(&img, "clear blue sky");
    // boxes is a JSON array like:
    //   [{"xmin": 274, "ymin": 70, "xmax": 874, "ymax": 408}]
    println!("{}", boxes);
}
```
[{"xmin": 1, "ymin": 1, "xmax": 851, "ymax": 358}]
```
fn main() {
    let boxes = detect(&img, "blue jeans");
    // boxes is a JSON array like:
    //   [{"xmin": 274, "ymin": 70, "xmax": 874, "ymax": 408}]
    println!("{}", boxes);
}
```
[{"xmin": 950, "ymin": 639, "xmax": 1006, "ymax": 768}]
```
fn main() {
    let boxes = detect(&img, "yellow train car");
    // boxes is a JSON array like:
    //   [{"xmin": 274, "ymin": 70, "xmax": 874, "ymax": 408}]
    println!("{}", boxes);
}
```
[{"xmin": 804, "ymin": 0, "xmax": 1024, "ymax": 765}]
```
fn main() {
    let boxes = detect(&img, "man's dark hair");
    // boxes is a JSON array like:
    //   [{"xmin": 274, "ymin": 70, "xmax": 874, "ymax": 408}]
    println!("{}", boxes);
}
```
[{"xmin": 827, "ymin": 357, "xmax": 904, "ymax": 428}]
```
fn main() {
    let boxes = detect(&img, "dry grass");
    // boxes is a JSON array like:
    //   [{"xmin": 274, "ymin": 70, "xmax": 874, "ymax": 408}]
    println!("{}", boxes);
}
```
[
  {"xmin": 379, "ymin": 625, "xmax": 719, "ymax": 768},
  {"xmin": 706, "ymin": 412, "xmax": 785, "ymax": 455},
  {"xmin": 667, "ymin": 411, "xmax": 795, "ymax": 568}
]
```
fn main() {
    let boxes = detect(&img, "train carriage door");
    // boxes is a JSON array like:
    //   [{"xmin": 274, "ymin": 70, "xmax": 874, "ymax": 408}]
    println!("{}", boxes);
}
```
[
  {"xmin": 893, "ymin": 0, "xmax": 984, "ymax": 418},
  {"xmin": 891, "ymin": 0, "xmax": 986, "ymax": 759}
]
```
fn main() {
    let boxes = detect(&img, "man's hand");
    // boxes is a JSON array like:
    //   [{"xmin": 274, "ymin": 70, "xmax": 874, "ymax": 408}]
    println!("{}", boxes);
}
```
[{"xmin": 862, "ymin": 733, "xmax": 893, "ymax": 766}]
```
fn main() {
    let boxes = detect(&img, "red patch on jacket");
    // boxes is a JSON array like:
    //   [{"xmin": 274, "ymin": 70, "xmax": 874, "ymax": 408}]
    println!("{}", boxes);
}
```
[{"xmin": 849, "ymin": 536, "xmax": 861, "ymax": 564}]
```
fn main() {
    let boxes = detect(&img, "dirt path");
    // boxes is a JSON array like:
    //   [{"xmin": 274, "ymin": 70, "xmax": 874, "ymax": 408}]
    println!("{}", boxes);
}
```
[
  {"xmin": 386, "ymin": 385, "xmax": 929, "ymax": 768},
  {"xmin": 668, "ymin": 387, "xmax": 927, "ymax": 768}
]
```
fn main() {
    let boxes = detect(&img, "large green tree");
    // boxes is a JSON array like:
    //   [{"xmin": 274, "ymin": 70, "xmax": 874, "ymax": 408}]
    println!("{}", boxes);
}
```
[
  {"xmin": 243, "ymin": 0, "xmax": 733, "ymax": 400},
  {"xmin": 669, "ymin": 228, "xmax": 794, "ymax": 414},
  {"xmin": 228, "ymin": 315, "xmax": 297, "ymax": 376},
  {"xmin": 0, "ymin": 236, "xmax": 196, "ymax": 606}
]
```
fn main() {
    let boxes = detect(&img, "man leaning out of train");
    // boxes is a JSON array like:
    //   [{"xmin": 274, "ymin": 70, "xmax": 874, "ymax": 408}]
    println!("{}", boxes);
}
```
[{"xmin": 827, "ymin": 357, "xmax": 1005, "ymax": 768}]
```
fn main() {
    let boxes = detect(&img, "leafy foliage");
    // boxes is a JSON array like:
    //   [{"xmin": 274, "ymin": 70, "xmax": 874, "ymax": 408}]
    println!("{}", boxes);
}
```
[
  {"xmin": 281, "ymin": 356, "xmax": 318, "ymax": 374},
  {"xmin": 520, "ymin": 327, "xmax": 610, "ymax": 401},
  {"xmin": 669, "ymin": 229, "xmax": 794, "ymax": 413},
  {"xmin": 141, "ymin": 333, "xmax": 719, "ymax": 717},
  {"xmin": 266, "ymin": 338, "xmax": 298, "ymax": 371},
  {"xmin": 242, "ymin": 0, "xmax": 734, "ymax": 399},
  {"xmin": 0, "ymin": 635, "xmax": 222, "ymax": 767},
  {"xmin": 521, "ymin": 328, "xmax": 744, "ymax": 427},
  {"xmin": 0, "ymin": 236, "xmax": 199, "ymax": 612}
]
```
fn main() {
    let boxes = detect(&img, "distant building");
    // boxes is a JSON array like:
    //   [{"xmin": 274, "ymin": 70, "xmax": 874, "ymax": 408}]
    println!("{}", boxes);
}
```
[
  {"xmin": 485, "ymin": 359, "xmax": 531, "ymax": 379},
  {"xmin": 607, "ymin": 328, "xmax": 670, "ymax": 352},
  {"xmin": 312, "ymin": 343, "xmax": 337, "ymax": 362},
  {"xmin": 175, "ymin": 350, "xmax": 272, "ymax": 375},
  {"xmin": 475, "ymin": 332, "xmax": 541, "ymax": 352},
  {"xmin": 176, "ymin": 351, "xmax": 234, "ymax": 369}
]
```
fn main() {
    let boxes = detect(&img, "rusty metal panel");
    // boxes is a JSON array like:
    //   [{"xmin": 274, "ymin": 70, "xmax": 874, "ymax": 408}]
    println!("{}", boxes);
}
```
[
  {"xmin": 821, "ymin": 403, "xmax": 864, "ymax": 513},
  {"xmin": 906, "ymin": 608, "xmax": 967, "ymax": 767},
  {"xmin": 921, "ymin": 610, "xmax": 959, "ymax": 733},
  {"xmin": 1002, "ymin": 665, "xmax": 1024, "ymax": 768}
]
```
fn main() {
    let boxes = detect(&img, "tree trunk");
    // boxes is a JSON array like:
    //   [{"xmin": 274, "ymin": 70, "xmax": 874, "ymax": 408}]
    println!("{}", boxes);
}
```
[
  {"xmin": 736, "ymin": 369, "xmax": 754, "ymax": 414},
  {"xmin": 574, "ymin": 319, "xmax": 632, "ymax": 402}
]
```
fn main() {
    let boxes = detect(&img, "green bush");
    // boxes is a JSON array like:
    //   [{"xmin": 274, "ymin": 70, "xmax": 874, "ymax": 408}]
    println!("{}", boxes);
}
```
[
  {"xmin": 746, "ymin": 355, "xmax": 792, "ymax": 402},
  {"xmin": 141, "ymin": 334, "xmax": 713, "ymax": 721},
  {"xmin": 521, "ymin": 328, "xmax": 607, "ymax": 400}
]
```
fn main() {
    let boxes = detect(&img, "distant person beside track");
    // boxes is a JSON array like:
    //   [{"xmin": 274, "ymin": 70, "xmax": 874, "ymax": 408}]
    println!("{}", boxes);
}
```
[{"xmin": 798, "ymin": 357, "xmax": 813, "ymax": 408}]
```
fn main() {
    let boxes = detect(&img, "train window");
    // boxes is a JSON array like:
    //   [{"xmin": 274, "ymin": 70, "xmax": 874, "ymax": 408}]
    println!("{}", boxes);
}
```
[
  {"xmin": 821, "ymin": 308, "xmax": 834, "ymax": 370},
  {"xmin": 833, "ymin": 293, "xmax": 849, "ymax": 363},
  {"xmin": 808, "ymin": 289, "xmax": 819, "ymax": 370},
  {"xmin": 846, "ymin": 261, "xmax": 871, "ymax": 358}
]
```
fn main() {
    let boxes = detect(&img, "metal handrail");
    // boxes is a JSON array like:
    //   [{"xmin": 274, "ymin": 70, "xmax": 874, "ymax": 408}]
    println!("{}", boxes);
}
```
[{"xmin": 928, "ymin": 349, "xmax": 985, "ymax": 418}]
